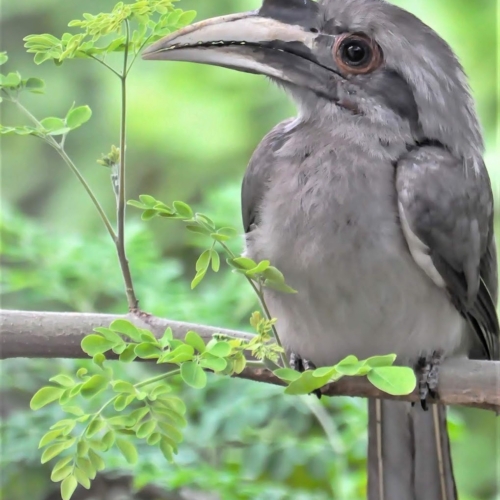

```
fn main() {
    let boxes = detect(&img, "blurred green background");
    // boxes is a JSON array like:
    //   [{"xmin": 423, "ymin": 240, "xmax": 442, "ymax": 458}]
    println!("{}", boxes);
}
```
[{"xmin": 1, "ymin": 0, "xmax": 498, "ymax": 499}]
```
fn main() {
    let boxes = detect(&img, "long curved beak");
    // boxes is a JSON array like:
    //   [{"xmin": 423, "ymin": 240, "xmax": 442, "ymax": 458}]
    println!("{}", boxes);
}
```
[{"xmin": 142, "ymin": 11, "xmax": 339, "ymax": 100}]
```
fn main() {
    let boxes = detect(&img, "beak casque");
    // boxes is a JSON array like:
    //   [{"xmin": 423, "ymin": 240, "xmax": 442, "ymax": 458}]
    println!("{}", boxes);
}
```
[{"xmin": 142, "ymin": 11, "xmax": 340, "ymax": 100}]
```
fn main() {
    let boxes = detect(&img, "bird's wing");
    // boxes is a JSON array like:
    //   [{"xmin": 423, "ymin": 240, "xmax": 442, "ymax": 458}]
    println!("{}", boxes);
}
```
[
  {"xmin": 241, "ymin": 118, "xmax": 297, "ymax": 233},
  {"xmin": 396, "ymin": 145, "xmax": 499, "ymax": 360}
]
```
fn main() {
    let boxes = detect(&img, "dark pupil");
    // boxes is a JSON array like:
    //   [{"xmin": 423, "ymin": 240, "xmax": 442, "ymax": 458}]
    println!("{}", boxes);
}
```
[{"xmin": 344, "ymin": 42, "xmax": 367, "ymax": 65}]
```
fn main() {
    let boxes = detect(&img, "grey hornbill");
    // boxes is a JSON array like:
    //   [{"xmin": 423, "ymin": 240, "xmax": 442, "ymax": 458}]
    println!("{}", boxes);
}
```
[{"xmin": 143, "ymin": 0, "xmax": 499, "ymax": 498}]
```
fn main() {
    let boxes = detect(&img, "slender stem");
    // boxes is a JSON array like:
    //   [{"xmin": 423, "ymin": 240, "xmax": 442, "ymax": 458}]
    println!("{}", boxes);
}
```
[
  {"xmin": 88, "ymin": 54, "xmax": 122, "ymax": 79},
  {"xmin": 11, "ymin": 98, "xmax": 117, "ymax": 241},
  {"xmin": 115, "ymin": 19, "xmax": 139, "ymax": 311},
  {"xmin": 217, "ymin": 241, "xmax": 289, "ymax": 368},
  {"xmin": 135, "ymin": 369, "xmax": 181, "ymax": 388}
]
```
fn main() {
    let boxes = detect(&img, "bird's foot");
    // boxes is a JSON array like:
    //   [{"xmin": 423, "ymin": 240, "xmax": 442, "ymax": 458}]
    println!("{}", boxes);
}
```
[
  {"xmin": 416, "ymin": 351, "xmax": 443, "ymax": 411},
  {"xmin": 289, "ymin": 352, "xmax": 322, "ymax": 399}
]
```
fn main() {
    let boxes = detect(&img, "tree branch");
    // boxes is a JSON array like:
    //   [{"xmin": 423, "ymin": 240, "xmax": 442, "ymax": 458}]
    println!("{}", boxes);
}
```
[{"xmin": 1, "ymin": 309, "xmax": 499, "ymax": 412}]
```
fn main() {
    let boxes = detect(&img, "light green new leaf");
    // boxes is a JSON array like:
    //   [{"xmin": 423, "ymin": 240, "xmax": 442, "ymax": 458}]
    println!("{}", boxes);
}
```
[
  {"xmin": 185, "ymin": 330, "xmax": 206, "ymax": 353},
  {"xmin": 38, "ymin": 429, "xmax": 63, "ymax": 448},
  {"xmin": 191, "ymin": 270, "xmax": 206, "ymax": 289},
  {"xmin": 85, "ymin": 418, "xmax": 107, "ymax": 438},
  {"xmin": 173, "ymin": 200, "xmax": 193, "ymax": 218},
  {"xmin": 159, "ymin": 437, "xmax": 174, "ymax": 462},
  {"xmin": 210, "ymin": 249, "xmax": 220, "ymax": 272},
  {"xmin": 196, "ymin": 249, "xmax": 211, "ymax": 272},
  {"xmin": 180, "ymin": 361, "xmax": 207, "ymax": 389},
  {"xmin": 41, "ymin": 439, "xmax": 75, "ymax": 463},
  {"xmin": 81, "ymin": 334, "xmax": 115, "ymax": 356},
  {"xmin": 136, "ymin": 420, "xmax": 156, "ymax": 439},
  {"xmin": 30, "ymin": 386, "xmax": 64, "ymax": 410},
  {"xmin": 74, "ymin": 467, "xmax": 91, "ymax": 489},
  {"xmin": 88, "ymin": 449, "xmax": 105, "ymax": 471},
  {"xmin": 66, "ymin": 105, "xmax": 92, "ymax": 129},
  {"xmin": 274, "ymin": 368, "xmax": 301, "ymax": 383},
  {"xmin": 61, "ymin": 475, "xmax": 78, "ymax": 500},
  {"xmin": 40, "ymin": 117, "xmax": 65, "ymax": 132},
  {"xmin": 199, "ymin": 355, "xmax": 227, "ymax": 372},
  {"xmin": 80, "ymin": 375, "xmax": 108, "ymax": 398},
  {"xmin": 50, "ymin": 464, "xmax": 73, "ymax": 482},
  {"xmin": 25, "ymin": 77, "xmax": 45, "ymax": 93},
  {"xmin": 116, "ymin": 438, "xmax": 138, "ymax": 464},
  {"xmin": 49, "ymin": 374, "xmax": 75, "ymax": 387},
  {"xmin": 364, "ymin": 354, "xmax": 397, "ymax": 368},
  {"xmin": 109, "ymin": 319, "xmax": 142, "ymax": 342},
  {"xmin": 206, "ymin": 341, "xmax": 231, "ymax": 358},
  {"xmin": 367, "ymin": 366, "xmax": 417, "ymax": 395},
  {"xmin": 112, "ymin": 380, "xmax": 136, "ymax": 394},
  {"xmin": 0, "ymin": 52, "xmax": 7, "ymax": 65},
  {"xmin": 284, "ymin": 371, "xmax": 331, "ymax": 395}
]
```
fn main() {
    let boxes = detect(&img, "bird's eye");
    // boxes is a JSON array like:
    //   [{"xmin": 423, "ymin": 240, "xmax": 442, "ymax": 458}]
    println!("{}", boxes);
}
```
[{"xmin": 334, "ymin": 34, "xmax": 382, "ymax": 74}]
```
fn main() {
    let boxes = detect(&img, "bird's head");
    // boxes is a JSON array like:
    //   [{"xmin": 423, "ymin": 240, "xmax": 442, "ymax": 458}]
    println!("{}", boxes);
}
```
[{"xmin": 143, "ymin": 0, "xmax": 483, "ymax": 162}]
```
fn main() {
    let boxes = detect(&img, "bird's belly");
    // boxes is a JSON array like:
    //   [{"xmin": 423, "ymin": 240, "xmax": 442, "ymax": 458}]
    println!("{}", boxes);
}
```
[{"xmin": 245, "ymin": 170, "xmax": 465, "ymax": 366}]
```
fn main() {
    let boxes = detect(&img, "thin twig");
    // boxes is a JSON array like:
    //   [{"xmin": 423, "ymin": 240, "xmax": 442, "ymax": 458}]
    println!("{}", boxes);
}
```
[
  {"xmin": 11, "ymin": 98, "xmax": 117, "ymax": 241},
  {"xmin": 217, "ymin": 240, "xmax": 289, "ymax": 368},
  {"xmin": 115, "ymin": 19, "xmax": 139, "ymax": 311}
]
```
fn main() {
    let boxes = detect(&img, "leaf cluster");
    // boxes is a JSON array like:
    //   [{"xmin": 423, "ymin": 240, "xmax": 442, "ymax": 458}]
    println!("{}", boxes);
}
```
[
  {"xmin": 23, "ymin": 0, "xmax": 196, "ymax": 69},
  {"xmin": 274, "ymin": 354, "xmax": 417, "ymax": 396}
]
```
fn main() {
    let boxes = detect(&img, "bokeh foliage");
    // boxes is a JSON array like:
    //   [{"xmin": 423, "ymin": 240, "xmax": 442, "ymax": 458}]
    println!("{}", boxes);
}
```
[{"xmin": 1, "ymin": 0, "xmax": 498, "ymax": 499}]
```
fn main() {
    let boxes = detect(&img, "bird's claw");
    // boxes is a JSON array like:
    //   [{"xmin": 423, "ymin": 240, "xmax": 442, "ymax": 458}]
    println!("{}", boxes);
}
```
[
  {"xmin": 289, "ymin": 352, "xmax": 322, "ymax": 399},
  {"xmin": 416, "ymin": 351, "xmax": 442, "ymax": 411}
]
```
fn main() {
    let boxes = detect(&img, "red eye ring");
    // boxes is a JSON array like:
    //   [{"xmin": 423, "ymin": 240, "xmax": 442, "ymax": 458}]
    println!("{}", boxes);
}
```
[{"xmin": 333, "ymin": 33, "xmax": 382, "ymax": 75}]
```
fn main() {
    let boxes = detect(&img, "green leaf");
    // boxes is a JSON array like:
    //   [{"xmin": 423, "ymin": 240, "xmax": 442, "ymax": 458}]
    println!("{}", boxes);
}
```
[
  {"xmin": 274, "ymin": 368, "xmax": 301, "ymax": 383},
  {"xmin": 76, "ymin": 457, "xmax": 95, "ymax": 479},
  {"xmin": 102, "ymin": 430, "xmax": 116, "ymax": 451},
  {"xmin": 41, "ymin": 439, "xmax": 75, "ymax": 463},
  {"xmin": 49, "ymin": 374, "xmax": 75, "ymax": 387},
  {"xmin": 158, "ymin": 422, "xmax": 183, "ymax": 443},
  {"xmin": 173, "ymin": 200, "xmax": 193, "ymax": 218},
  {"xmin": 199, "ymin": 356, "xmax": 227, "ymax": 372},
  {"xmin": 51, "ymin": 465, "xmax": 73, "ymax": 482},
  {"xmin": 367, "ymin": 366, "xmax": 417, "ymax": 396},
  {"xmin": 40, "ymin": 117, "xmax": 65, "ymax": 132},
  {"xmin": 231, "ymin": 257, "xmax": 257, "ymax": 270},
  {"xmin": 210, "ymin": 249, "xmax": 220, "ymax": 272},
  {"xmin": 195, "ymin": 249, "xmax": 211, "ymax": 272},
  {"xmin": 39, "ymin": 429, "xmax": 63, "ymax": 448},
  {"xmin": 158, "ymin": 327, "xmax": 173, "ymax": 348},
  {"xmin": 116, "ymin": 438, "xmax": 138, "ymax": 464},
  {"xmin": 136, "ymin": 420, "xmax": 156, "ymax": 439},
  {"xmin": 114, "ymin": 393, "xmax": 135, "ymax": 411},
  {"xmin": 191, "ymin": 270, "xmax": 206, "ymax": 289},
  {"xmin": 109, "ymin": 319, "xmax": 142, "ymax": 342},
  {"xmin": 284, "ymin": 371, "xmax": 331, "ymax": 396},
  {"xmin": 129, "ymin": 406, "xmax": 150, "ymax": 424},
  {"xmin": 139, "ymin": 194, "xmax": 157, "ymax": 207},
  {"xmin": 264, "ymin": 279, "xmax": 297, "ymax": 294},
  {"xmin": 152, "ymin": 406, "xmax": 187, "ymax": 428},
  {"xmin": 206, "ymin": 341, "xmax": 231, "ymax": 358},
  {"xmin": 76, "ymin": 441, "xmax": 89, "ymax": 457},
  {"xmin": 2, "ymin": 72, "xmax": 21, "ymax": 87},
  {"xmin": 159, "ymin": 436, "xmax": 174, "ymax": 462},
  {"xmin": 312, "ymin": 366, "xmax": 338, "ymax": 379},
  {"xmin": 74, "ymin": 467, "xmax": 91, "ymax": 489},
  {"xmin": 135, "ymin": 342, "xmax": 162, "ymax": 359},
  {"xmin": 30, "ymin": 386, "xmax": 64, "ymax": 410},
  {"xmin": 119, "ymin": 344, "xmax": 137, "ymax": 362},
  {"xmin": 112, "ymin": 380, "xmax": 136, "ymax": 394},
  {"xmin": 61, "ymin": 475, "xmax": 78, "ymax": 500},
  {"xmin": 81, "ymin": 334, "xmax": 115, "ymax": 356},
  {"xmin": 335, "ymin": 356, "xmax": 365, "ymax": 376},
  {"xmin": 246, "ymin": 260, "xmax": 271, "ymax": 275},
  {"xmin": 177, "ymin": 10, "xmax": 197, "ymax": 26},
  {"xmin": 88, "ymin": 449, "xmax": 105, "ymax": 471},
  {"xmin": 139, "ymin": 328, "xmax": 157, "ymax": 343},
  {"xmin": 94, "ymin": 327, "xmax": 124, "ymax": 346},
  {"xmin": 364, "ymin": 354, "xmax": 397, "ymax": 368},
  {"xmin": 62, "ymin": 406, "xmax": 84, "ymax": 416},
  {"xmin": 186, "ymin": 224, "xmax": 210, "ymax": 235},
  {"xmin": 180, "ymin": 361, "xmax": 207, "ymax": 389},
  {"xmin": 85, "ymin": 418, "xmax": 106, "ymax": 438},
  {"xmin": 25, "ymin": 77, "xmax": 45, "ymax": 93},
  {"xmin": 80, "ymin": 375, "xmax": 108, "ymax": 398},
  {"xmin": 66, "ymin": 105, "xmax": 92, "ymax": 129},
  {"xmin": 185, "ymin": 331, "xmax": 206, "ymax": 353},
  {"xmin": 0, "ymin": 52, "xmax": 7, "ymax": 65},
  {"xmin": 147, "ymin": 432, "xmax": 162, "ymax": 446}
]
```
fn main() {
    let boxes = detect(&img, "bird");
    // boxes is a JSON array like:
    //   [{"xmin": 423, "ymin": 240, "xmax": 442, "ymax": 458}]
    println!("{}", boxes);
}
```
[{"xmin": 142, "ymin": 0, "xmax": 499, "ymax": 498}]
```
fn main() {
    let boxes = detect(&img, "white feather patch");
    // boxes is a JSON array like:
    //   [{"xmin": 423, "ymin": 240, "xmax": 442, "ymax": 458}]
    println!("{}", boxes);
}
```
[{"xmin": 398, "ymin": 201, "xmax": 446, "ymax": 289}]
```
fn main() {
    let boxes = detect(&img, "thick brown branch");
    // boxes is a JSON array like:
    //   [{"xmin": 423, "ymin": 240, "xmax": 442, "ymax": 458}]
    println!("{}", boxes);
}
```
[{"xmin": 1, "ymin": 309, "xmax": 499, "ymax": 411}]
